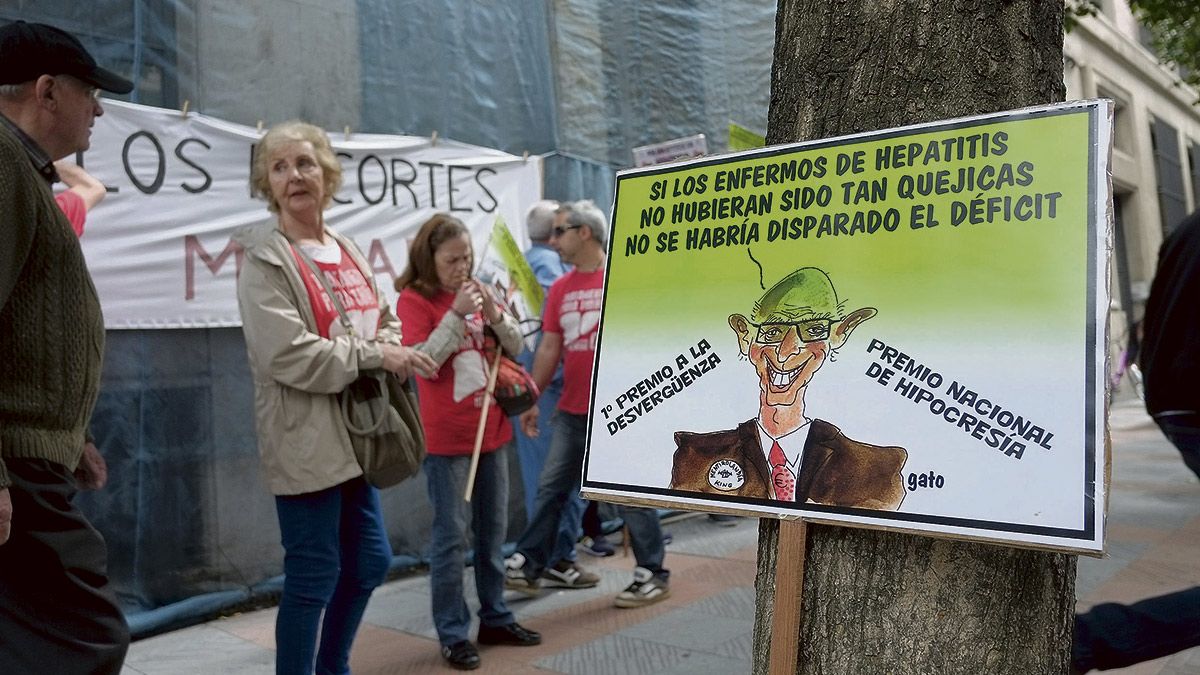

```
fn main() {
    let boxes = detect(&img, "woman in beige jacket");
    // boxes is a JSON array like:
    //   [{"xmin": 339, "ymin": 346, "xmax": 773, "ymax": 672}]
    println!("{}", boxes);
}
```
[{"xmin": 235, "ymin": 121, "xmax": 434, "ymax": 675}]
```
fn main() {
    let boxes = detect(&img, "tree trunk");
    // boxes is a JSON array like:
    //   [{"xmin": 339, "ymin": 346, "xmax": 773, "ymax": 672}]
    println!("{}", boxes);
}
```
[{"xmin": 754, "ymin": 2, "xmax": 1077, "ymax": 673}]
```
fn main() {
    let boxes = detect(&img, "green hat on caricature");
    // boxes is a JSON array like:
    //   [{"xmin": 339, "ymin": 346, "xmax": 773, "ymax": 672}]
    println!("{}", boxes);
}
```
[{"xmin": 751, "ymin": 267, "xmax": 843, "ymax": 323}]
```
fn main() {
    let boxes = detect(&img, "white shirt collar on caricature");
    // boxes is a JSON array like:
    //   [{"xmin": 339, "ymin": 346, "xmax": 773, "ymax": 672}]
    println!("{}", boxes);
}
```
[{"xmin": 757, "ymin": 418, "xmax": 811, "ymax": 473}]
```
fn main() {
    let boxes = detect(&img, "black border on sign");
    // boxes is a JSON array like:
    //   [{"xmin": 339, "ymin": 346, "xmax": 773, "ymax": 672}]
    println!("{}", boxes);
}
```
[{"xmin": 582, "ymin": 101, "xmax": 1106, "ymax": 546}]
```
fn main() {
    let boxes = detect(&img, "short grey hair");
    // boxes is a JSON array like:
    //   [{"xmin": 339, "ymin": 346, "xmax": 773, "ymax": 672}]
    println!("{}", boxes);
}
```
[
  {"xmin": 561, "ymin": 199, "xmax": 608, "ymax": 245},
  {"xmin": 525, "ymin": 199, "xmax": 559, "ymax": 241},
  {"xmin": 0, "ymin": 83, "xmax": 29, "ymax": 100}
]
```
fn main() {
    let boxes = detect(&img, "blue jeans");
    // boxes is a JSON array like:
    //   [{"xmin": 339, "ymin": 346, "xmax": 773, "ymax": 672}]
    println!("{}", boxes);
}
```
[
  {"xmin": 516, "ymin": 412, "xmax": 667, "ymax": 579},
  {"xmin": 424, "ymin": 444, "xmax": 516, "ymax": 647},
  {"xmin": 514, "ymin": 357, "xmax": 586, "ymax": 563},
  {"xmin": 274, "ymin": 477, "xmax": 392, "ymax": 675}
]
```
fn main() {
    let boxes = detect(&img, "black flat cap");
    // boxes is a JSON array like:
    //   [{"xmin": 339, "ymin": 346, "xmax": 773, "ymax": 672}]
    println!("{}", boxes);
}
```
[{"xmin": 0, "ymin": 20, "xmax": 134, "ymax": 94}]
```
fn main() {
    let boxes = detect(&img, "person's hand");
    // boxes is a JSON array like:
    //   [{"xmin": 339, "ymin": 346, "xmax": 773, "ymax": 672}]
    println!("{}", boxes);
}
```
[
  {"xmin": 74, "ymin": 441, "xmax": 108, "ymax": 490},
  {"xmin": 450, "ymin": 281, "xmax": 483, "ymax": 318},
  {"xmin": 381, "ymin": 344, "xmax": 437, "ymax": 380},
  {"xmin": 519, "ymin": 406, "xmax": 540, "ymax": 438},
  {"xmin": 0, "ymin": 488, "xmax": 11, "ymax": 546},
  {"xmin": 470, "ymin": 279, "xmax": 504, "ymax": 324}
]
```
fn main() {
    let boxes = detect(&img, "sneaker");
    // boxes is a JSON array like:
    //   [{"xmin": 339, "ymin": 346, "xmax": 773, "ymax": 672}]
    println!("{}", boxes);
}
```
[
  {"xmin": 441, "ymin": 640, "xmax": 481, "ymax": 670},
  {"xmin": 477, "ymin": 621, "xmax": 542, "ymax": 646},
  {"xmin": 540, "ymin": 560, "xmax": 600, "ymax": 589},
  {"xmin": 503, "ymin": 552, "xmax": 541, "ymax": 597},
  {"xmin": 614, "ymin": 566, "xmax": 671, "ymax": 608},
  {"xmin": 579, "ymin": 535, "xmax": 615, "ymax": 557}
]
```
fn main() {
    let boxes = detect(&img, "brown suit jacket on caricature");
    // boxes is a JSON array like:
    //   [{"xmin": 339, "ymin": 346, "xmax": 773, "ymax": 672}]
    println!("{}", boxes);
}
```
[{"xmin": 670, "ymin": 418, "xmax": 908, "ymax": 510}]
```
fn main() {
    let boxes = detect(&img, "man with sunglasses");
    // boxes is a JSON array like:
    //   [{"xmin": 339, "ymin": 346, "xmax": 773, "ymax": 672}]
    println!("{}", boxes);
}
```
[
  {"xmin": 507, "ymin": 200, "xmax": 671, "ymax": 608},
  {"xmin": 1, "ymin": 20, "xmax": 133, "ymax": 675},
  {"xmin": 670, "ymin": 266, "xmax": 907, "ymax": 510}
]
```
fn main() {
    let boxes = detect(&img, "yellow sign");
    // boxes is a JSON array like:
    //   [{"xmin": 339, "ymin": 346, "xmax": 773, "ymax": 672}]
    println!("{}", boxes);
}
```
[{"xmin": 586, "ymin": 101, "xmax": 1112, "ymax": 553}]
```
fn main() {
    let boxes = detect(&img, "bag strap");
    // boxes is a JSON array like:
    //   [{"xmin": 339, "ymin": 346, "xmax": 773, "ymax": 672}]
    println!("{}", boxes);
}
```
[
  {"xmin": 282, "ymin": 230, "xmax": 356, "ymax": 336},
  {"xmin": 281, "ymin": 231, "xmax": 392, "ymax": 434}
]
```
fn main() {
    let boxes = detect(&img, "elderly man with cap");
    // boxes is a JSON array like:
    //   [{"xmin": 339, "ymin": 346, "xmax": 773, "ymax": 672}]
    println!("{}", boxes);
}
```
[{"xmin": 0, "ymin": 20, "xmax": 133, "ymax": 675}]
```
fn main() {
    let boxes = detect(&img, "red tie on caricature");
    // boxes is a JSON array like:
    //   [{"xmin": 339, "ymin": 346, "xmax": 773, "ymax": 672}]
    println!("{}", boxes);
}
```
[{"xmin": 769, "ymin": 440, "xmax": 795, "ymax": 502}]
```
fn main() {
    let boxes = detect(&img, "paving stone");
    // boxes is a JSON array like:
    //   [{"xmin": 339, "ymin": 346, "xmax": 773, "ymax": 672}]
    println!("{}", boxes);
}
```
[{"xmin": 123, "ymin": 624, "xmax": 274, "ymax": 674}]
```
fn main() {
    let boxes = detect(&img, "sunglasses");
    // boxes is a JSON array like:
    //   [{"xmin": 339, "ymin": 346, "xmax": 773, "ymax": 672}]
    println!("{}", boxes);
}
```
[{"xmin": 551, "ymin": 224, "xmax": 583, "ymax": 237}]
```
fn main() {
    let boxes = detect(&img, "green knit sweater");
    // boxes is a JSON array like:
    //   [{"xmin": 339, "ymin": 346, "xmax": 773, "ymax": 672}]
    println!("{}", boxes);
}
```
[{"xmin": 0, "ymin": 123, "xmax": 104, "ymax": 488}]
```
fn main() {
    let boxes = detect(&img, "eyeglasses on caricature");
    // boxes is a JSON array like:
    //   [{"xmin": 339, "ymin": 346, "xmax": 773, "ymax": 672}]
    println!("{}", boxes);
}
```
[{"xmin": 751, "ymin": 318, "xmax": 832, "ymax": 344}]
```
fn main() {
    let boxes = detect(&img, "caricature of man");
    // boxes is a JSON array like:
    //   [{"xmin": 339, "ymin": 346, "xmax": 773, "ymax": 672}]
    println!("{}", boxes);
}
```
[{"xmin": 670, "ymin": 267, "xmax": 907, "ymax": 510}]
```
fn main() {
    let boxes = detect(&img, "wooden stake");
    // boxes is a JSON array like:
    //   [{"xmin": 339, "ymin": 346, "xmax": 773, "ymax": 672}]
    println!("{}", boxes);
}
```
[
  {"xmin": 769, "ymin": 519, "xmax": 807, "ymax": 675},
  {"xmin": 464, "ymin": 349, "xmax": 503, "ymax": 501}
]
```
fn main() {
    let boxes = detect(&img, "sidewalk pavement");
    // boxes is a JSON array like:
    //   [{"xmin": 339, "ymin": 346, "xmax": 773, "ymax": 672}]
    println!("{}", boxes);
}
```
[{"xmin": 123, "ymin": 397, "xmax": 1200, "ymax": 674}]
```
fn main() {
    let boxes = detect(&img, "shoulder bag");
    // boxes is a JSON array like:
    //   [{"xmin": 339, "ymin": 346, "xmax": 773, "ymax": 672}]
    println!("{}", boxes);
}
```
[{"xmin": 483, "ymin": 325, "xmax": 540, "ymax": 416}]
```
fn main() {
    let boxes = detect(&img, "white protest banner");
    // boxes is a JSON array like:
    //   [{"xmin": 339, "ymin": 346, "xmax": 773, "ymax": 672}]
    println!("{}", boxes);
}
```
[
  {"xmin": 586, "ymin": 101, "xmax": 1112, "ymax": 553},
  {"xmin": 73, "ymin": 100, "xmax": 541, "ymax": 328}
]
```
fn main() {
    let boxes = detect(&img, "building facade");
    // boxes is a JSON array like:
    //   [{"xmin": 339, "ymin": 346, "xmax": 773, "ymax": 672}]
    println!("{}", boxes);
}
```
[{"xmin": 1065, "ymin": 1, "xmax": 1200, "ymax": 347}]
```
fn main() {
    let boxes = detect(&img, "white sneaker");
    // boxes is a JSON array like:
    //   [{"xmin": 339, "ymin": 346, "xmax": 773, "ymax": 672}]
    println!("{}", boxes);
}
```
[
  {"xmin": 504, "ymin": 552, "xmax": 540, "ymax": 597},
  {"xmin": 614, "ymin": 566, "xmax": 670, "ymax": 608},
  {"xmin": 540, "ymin": 561, "xmax": 600, "ymax": 589}
]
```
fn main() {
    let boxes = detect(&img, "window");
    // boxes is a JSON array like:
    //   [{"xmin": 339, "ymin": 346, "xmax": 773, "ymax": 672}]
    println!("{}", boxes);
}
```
[
  {"xmin": 1097, "ymin": 87, "xmax": 1132, "ymax": 154},
  {"xmin": 1189, "ymin": 141, "xmax": 1200, "ymax": 213},
  {"xmin": 1149, "ymin": 117, "xmax": 1189, "ymax": 234}
]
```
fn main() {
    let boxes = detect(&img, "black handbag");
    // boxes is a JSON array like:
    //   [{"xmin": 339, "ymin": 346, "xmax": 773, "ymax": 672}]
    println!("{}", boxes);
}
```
[{"xmin": 290, "ymin": 236, "xmax": 427, "ymax": 488}]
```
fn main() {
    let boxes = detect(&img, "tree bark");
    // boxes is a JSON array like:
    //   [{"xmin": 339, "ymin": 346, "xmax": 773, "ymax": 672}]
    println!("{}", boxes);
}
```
[{"xmin": 755, "ymin": 1, "xmax": 1077, "ymax": 673}]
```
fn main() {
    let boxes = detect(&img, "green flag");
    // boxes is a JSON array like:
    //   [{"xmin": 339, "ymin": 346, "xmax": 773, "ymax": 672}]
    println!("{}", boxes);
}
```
[
  {"xmin": 728, "ymin": 121, "xmax": 765, "ymax": 151},
  {"xmin": 490, "ymin": 215, "xmax": 543, "ymax": 317}
]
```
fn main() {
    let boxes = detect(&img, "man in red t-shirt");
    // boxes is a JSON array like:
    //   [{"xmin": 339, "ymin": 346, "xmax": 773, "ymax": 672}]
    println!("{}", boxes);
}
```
[{"xmin": 504, "ymin": 200, "xmax": 672, "ymax": 608}]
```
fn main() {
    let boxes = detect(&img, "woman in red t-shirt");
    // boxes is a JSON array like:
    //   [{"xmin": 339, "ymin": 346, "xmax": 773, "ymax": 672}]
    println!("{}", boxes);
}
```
[{"xmin": 394, "ymin": 213, "xmax": 541, "ymax": 669}]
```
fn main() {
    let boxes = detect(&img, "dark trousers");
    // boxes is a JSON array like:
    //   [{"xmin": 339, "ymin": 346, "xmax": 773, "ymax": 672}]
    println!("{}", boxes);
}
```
[
  {"xmin": 516, "ymin": 411, "xmax": 667, "ymax": 579},
  {"xmin": 1072, "ymin": 414, "xmax": 1200, "ymax": 672},
  {"xmin": 0, "ymin": 458, "xmax": 129, "ymax": 675},
  {"xmin": 1073, "ymin": 587, "xmax": 1200, "ymax": 671}
]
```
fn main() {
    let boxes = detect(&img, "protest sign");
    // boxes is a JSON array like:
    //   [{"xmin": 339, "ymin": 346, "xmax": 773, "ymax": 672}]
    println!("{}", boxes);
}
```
[
  {"xmin": 72, "ymin": 100, "xmax": 541, "ymax": 328},
  {"xmin": 585, "ymin": 101, "xmax": 1112, "ymax": 553}
]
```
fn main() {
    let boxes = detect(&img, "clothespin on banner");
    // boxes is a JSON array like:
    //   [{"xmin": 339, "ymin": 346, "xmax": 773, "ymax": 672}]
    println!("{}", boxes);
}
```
[
  {"xmin": 180, "ymin": 100, "xmax": 190, "ymax": 119},
  {"xmin": 430, "ymin": 130, "xmax": 439, "ymax": 147},
  {"xmin": 256, "ymin": 120, "xmax": 264, "ymax": 134},
  {"xmin": 522, "ymin": 150, "xmax": 529, "ymax": 162},
  {"xmin": 344, "ymin": 125, "xmax": 352, "ymax": 140}
]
